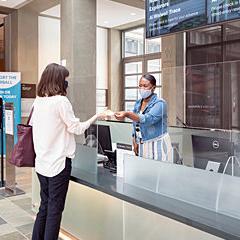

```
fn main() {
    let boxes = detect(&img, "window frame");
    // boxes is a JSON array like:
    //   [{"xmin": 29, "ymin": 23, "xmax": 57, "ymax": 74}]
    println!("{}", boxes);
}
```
[{"xmin": 123, "ymin": 55, "xmax": 162, "ymax": 111}]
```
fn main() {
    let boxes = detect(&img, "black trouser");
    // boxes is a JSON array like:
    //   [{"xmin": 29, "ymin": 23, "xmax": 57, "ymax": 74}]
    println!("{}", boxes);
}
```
[{"xmin": 32, "ymin": 158, "xmax": 72, "ymax": 240}]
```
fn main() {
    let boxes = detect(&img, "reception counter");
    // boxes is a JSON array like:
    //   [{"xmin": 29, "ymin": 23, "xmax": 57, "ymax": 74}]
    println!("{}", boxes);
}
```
[
  {"xmin": 56, "ymin": 164, "xmax": 239, "ymax": 240},
  {"xmin": 31, "ymin": 122, "xmax": 240, "ymax": 240}
]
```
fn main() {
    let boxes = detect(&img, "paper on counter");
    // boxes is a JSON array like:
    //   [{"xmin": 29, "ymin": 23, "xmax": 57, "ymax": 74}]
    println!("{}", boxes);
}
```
[
  {"xmin": 116, "ymin": 143, "xmax": 134, "ymax": 178},
  {"xmin": 205, "ymin": 161, "xmax": 220, "ymax": 173}
]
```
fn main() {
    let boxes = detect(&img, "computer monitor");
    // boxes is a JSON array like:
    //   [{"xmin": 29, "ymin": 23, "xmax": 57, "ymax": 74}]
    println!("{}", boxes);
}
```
[
  {"xmin": 192, "ymin": 135, "xmax": 234, "ymax": 173},
  {"xmin": 85, "ymin": 124, "xmax": 112, "ymax": 155}
]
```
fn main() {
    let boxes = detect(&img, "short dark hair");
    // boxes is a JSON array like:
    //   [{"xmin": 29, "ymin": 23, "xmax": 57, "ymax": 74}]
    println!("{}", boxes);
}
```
[
  {"xmin": 142, "ymin": 74, "xmax": 156, "ymax": 86},
  {"xmin": 37, "ymin": 63, "xmax": 69, "ymax": 97}
]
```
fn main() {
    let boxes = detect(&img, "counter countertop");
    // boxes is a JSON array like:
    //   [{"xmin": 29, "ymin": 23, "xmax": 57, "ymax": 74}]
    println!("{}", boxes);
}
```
[{"xmin": 70, "ymin": 166, "xmax": 240, "ymax": 240}]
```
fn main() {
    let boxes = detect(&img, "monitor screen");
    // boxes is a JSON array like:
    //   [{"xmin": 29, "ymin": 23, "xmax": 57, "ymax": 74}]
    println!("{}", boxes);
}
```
[
  {"xmin": 207, "ymin": 0, "xmax": 240, "ymax": 25},
  {"xmin": 192, "ymin": 135, "xmax": 234, "ymax": 173},
  {"xmin": 146, "ymin": 0, "xmax": 240, "ymax": 38},
  {"xmin": 85, "ymin": 124, "xmax": 112, "ymax": 154},
  {"xmin": 146, "ymin": 0, "xmax": 207, "ymax": 38}
]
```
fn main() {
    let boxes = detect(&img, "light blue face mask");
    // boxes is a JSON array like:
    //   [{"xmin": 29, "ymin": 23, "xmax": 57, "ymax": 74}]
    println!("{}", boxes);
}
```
[{"xmin": 139, "ymin": 88, "xmax": 152, "ymax": 99}]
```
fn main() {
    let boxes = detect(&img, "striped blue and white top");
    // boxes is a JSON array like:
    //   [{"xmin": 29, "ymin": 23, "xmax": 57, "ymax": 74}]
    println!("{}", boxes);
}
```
[{"xmin": 138, "ymin": 133, "xmax": 173, "ymax": 162}]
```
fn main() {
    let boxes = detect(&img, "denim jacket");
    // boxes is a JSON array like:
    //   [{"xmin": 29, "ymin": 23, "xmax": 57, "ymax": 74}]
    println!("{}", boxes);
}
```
[{"xmin": 132, "ymin": 94, "xmax": 167, "ymax": 143}]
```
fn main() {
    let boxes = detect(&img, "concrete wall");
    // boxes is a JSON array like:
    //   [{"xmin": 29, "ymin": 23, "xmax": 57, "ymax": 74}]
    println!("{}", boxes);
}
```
[
  {"xmin": 5, "ymin": 6, "xmax": 38, "ymax": 84},
  {"xmin": 38, "ymin": 16, "xmax": 60, "ymax": 80},
  {"xmin": 4, "ymin": 0, "xmax": 60, "ymax": 83},
  {"xmin": 108, "ymin": 29, "xmax": 123, "ymax": 112},
  {"xmin": 5, "ymin": 11, "xmax": 18, "ymax": 72},
  {"xmin": 61, "ymin": 0, "xmax": 97, "ymax": 120},
  {"xmin": 17, "ymin": 7, "xmax": 38, "ymax": 84}
]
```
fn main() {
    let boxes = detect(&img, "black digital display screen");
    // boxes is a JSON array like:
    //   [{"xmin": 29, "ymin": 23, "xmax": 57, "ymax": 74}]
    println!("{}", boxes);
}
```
[
  {"xmin": 207, "ymin": 0, "xmax": 240, "ymax": 24},
  {"xmin": 146, "ymin": 0, "xmax": 240, "ymax": 38}
]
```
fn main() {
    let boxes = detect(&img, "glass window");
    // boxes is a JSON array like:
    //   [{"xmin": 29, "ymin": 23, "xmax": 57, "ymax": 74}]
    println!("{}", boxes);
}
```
[
  {"xmin": 225, "ymin": 22, "xmax": 240, "ymax": 41},
  {"xmin": 186, "ymin": 64, "xmax": 222, "ymax": 129},
  {"xmin": 186, "ymin": 23, "xmax": 240, "ymax": 130},
  {"xmin": 124, "ymin": 28, "xmax": 144, "ymax": 57},
  {"xmin": 124, "ymin": 60, "xmax": 143, "ymax": 110},
  {"xmin": 188, "ymin": 26, "xmax": 222, "ymax": 46},
  {"xmin": 155, "ymin": 87, "xmax": 162, "ymax": 98},
  {"xmin": 125, "ymin": 88, "xmax": 138, "ymax": 101},
  {"xmin": 151, "ymin": 73, "xmax": 161, "ymax": 86},
  {"xmin": 146, "ymin": 38, "xmax": 161, "ymax": 54},
  {"xmin": 96, "ymin": 89, "xmax": 107, "ymax": 107},
  {"xmin": 125, "ymin": 62, "xmax": 142, "ymax": 74},
  {"xmin": 125, "ymin": 75, "xmax": 141, "ymax": 87},
  {"xmin": 187, "ymin": 45, "xmax": 222, "ymax": 65},
  {"xmin": 123, "ymin": 27, "xmax": 162, "ymax": 112},
  {"xmin": 225, "ymin": 42, "xmax": 240, "ymax": 61},
  {"xmin": 96, "ymin": 106, "xmax": 107, "ymax": 113},
  {"xmin": 125, "ymin": 101, "xmax": 136, "ymax": 111},
  {"xmin": 147, "ymin": 59, "xmax": 161, "ymax": 72}
]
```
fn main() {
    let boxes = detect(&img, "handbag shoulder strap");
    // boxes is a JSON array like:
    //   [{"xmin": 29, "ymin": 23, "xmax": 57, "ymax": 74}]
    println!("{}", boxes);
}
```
[{"xmin": 27, "ymin": 107, "xmax": 34, "ymax": 125}]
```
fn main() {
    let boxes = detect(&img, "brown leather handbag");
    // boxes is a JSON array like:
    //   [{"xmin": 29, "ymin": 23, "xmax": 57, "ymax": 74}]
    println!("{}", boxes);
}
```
[{"xmin": 10, "ymin": 108, "xmax": 35, "ymax": 167}]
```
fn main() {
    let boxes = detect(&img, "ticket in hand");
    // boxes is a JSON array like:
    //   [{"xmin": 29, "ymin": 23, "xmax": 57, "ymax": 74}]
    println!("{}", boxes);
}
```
[{"xmin": 104, "ymin": 110, "xmax": 115, "ymax": 116}]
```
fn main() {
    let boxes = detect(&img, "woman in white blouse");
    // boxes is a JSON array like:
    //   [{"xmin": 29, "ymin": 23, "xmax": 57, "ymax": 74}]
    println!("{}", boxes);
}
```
[{"xmin": 31, "ymin": 63, "xmax": 105, "ymax": 240}]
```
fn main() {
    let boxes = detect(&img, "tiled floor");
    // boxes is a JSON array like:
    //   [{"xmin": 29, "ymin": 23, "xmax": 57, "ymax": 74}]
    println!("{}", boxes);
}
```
[
  {"xmin": 0, "ymin": 167, "xmax": 66, "ymax": 240},
  {"xmin": 0, "ymin": 168, "xmax": 34, "ymax": 240}
]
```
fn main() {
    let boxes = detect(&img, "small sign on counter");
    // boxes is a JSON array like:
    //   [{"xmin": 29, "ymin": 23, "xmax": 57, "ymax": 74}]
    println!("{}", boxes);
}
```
[{"xmin": 116, "ymin": 143, "xmax": 134, "ymax": 178}]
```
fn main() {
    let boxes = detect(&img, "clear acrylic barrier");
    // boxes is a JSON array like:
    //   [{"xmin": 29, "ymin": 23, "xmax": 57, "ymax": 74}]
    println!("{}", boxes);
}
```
[
  {"xmin": 216, "ymin": 172, "xmax": 240, "ymax": 219},
  {"xmin": 123, "ymin": 155, "xmax": 161, "ymax": 192},
  {"xmin": 123, "ymin": 154, "xmax": 240, "ymax": 219},
  {"xmin": 72, "ymin": 143, "xmax": 97, "ymax": 174}
]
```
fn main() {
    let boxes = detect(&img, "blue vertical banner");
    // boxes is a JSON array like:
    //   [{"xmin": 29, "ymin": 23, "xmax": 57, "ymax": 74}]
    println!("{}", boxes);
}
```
[{"xmin": 0, "ymin": 72, "xmax": 21, "ymax": 149}]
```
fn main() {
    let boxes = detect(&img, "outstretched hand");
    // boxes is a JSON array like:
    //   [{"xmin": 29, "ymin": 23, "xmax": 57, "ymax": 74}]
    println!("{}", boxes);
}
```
[
  {"xmin": 97, "ymin": 110, "xmax": 115, "ymax": 120},
  {"xmin": 114, "ymin": 111, "xmax": 126, "ymax": 121}
]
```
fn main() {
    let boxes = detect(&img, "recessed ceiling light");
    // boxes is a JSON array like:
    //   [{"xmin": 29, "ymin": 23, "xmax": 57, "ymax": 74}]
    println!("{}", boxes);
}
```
[{"xmin": 130, "ymin": 12, "xmax": 136, "ymax": 16}]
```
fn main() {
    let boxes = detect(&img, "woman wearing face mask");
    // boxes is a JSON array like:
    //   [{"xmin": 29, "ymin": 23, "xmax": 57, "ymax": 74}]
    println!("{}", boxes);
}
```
[
  {"xmin": 115, "ymin": 74, "xmax": 172, "ymax": 162},
  {"xmin": 31, "ymin": 63, "xmax": 107, "ymax": 239}
]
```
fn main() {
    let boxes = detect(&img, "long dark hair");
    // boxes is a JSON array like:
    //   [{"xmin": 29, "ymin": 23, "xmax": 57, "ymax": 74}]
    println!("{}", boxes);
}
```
[
  {"xmin": 142, "ymin": 74, "xmax": 156, "ymax": 86},
  {"xmin": 37, "ymin": 63, "xmax": 69, "ymax": 97}
]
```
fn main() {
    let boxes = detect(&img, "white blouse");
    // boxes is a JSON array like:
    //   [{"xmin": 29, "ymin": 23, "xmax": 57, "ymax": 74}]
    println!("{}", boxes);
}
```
[{"xmin": 31, "ymin": 95, "xmax": 96, "ymax": 177}]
